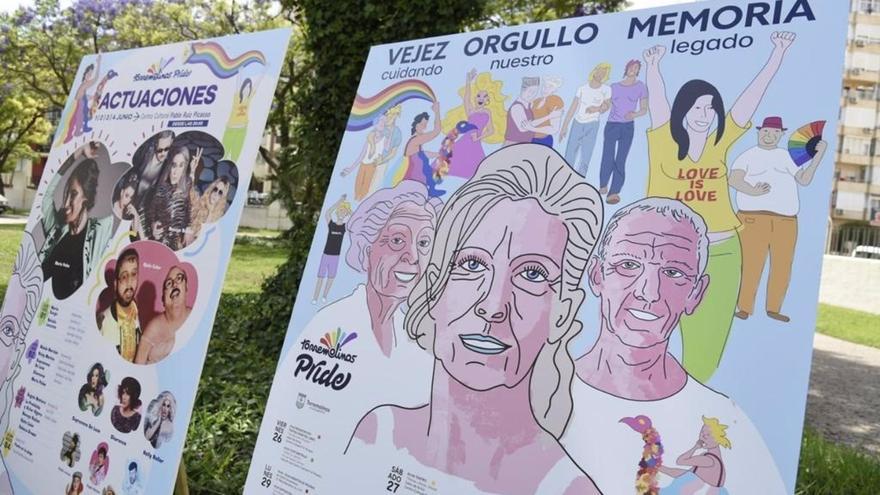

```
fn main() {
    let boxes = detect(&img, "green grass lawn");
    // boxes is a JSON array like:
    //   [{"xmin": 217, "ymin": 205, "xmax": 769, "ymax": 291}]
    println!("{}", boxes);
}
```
[{"xmin": 816, "ymin": 303, "xmax": 880, "ymax": 349}]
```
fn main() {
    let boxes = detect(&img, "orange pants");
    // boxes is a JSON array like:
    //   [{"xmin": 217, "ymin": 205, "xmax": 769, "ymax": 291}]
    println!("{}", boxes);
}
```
[
  {"xmin": 354, "ymin": 163, "xmax": 377, "ymax": 201},
  {"xmin": 736, "ymin": 211, "xmax": 798, "ymax": 315}
]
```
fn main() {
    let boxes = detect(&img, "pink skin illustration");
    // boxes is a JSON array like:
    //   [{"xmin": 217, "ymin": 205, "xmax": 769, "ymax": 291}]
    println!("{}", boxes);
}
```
[
  {"xmin": 349, "ymin": 144, "xmax": 604, "ymax": 494},
  {"xmin": 577, "ymin": 199, "xmax": 709, "ymax": 400}
]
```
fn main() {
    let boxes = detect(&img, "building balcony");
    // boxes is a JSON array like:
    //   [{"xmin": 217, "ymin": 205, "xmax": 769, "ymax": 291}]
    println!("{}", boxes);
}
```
[
  {"xmin": 838, "ymin": 124, "xmax": 880, "ymax": 138},
  {"xmin": 871, "ymin": 183, "xmax": 880, "ymax": 195},
  {"xmin": 832, "ymin": 207, "xmax": 867, "ymax": 221},
  {"xmin": 837, "ymin": 153, "xmax": 873, "ymax": 166},
  {"xmin": 841, "ymin": 95, "xmax": 879, "ymax": 109},
  {"xmin": 849, "ymin": 38, "xmax": 880, "ymax": 54},
  {"xmin": 836, "ymin": 180, "xmax": 870, "ymax": 194},
  {"xmin": 844, "ymin": 68, "xmax": 880, "ymax": 85},
  {"xmin": 852, "ymin": 12, "xmax": 880, "ymax": 26}
]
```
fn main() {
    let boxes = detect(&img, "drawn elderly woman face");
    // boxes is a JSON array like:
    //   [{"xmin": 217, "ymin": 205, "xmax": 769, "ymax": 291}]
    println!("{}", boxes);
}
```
[
  {"xmin": 430, "ymin": 197, "xmax": 568, "ymax": 391},
  {"xmin": 365, "ymin": 202, "xmax": 435, "ymax": 301},
  {"xmin": 0, "ymin": 274, "xmax": 27, "ymax": 376}
]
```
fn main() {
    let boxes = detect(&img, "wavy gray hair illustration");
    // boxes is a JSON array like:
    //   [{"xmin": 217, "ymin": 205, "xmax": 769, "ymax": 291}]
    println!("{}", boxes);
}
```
[
  {"xmin": 405, "ymin": 144, "xmax": 603, "ymax": 438},
  {"xmin": 345, "ymin": 180, "xmax": 443, "ymax": 272}
]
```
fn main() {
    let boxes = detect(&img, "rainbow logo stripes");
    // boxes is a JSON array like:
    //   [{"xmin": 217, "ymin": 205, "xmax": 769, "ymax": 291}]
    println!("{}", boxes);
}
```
[
  {"xmin": 147, "ymin": 57, "xmax": 175, "ymax": 75},
  {"xmin": 346, "ymin": 79, "xmax": 436, "ymax": 132},
  {"xmin": 184, "ymin": 41, "xmax": 266, "ymax": 79},
  {"xmin": 320, "ymin": 328, "xmax": 358, "ymax": 350}
]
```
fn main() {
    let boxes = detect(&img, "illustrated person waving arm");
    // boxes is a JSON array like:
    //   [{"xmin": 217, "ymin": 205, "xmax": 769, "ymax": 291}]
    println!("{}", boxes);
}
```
[{"xmin": 644, "ymin": 45, "xmax": 670, "ymax": 129}]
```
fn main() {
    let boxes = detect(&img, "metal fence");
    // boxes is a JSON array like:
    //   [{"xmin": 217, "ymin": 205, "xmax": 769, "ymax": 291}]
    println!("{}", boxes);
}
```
[{"xmin": 826, "ymin": 224, "xmax": 880, "ymax": 255}]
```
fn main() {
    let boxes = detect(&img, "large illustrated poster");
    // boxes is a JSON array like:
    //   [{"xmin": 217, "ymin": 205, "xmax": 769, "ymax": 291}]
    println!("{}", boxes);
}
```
[
  {"xmin": 246, "ymin": 2, "xmax": 847, "ymax": 494},
  {"xmin": 0, "ymin": 29, "xmax": 290, "ymax": 494}
]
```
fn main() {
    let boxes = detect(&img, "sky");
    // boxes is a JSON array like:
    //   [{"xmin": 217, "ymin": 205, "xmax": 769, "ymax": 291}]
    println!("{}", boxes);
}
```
[{"xmin": 1, "ymin": 0, "xmax": 699, "ymax": 14}]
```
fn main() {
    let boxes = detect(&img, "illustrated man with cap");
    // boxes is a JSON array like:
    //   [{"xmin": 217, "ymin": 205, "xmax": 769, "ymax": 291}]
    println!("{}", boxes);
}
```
[{"xmin": 728, "ymin": 116, "xmax": 827, "ymax": 322}]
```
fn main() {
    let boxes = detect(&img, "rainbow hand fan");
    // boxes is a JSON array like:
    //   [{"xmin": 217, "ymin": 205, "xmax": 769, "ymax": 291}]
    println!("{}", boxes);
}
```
[{"xmin": 788, "ymin": 120, "xmax": 826, "ymax": 166}]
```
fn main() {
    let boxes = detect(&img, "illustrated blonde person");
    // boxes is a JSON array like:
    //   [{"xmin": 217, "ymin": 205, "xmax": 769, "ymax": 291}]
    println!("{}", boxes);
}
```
[
  {"xmin": 312, "ymin": 195, "xmax": 353, "ymax": 304},
  {"xmin": 440, "ymin": 69, "xmax": 508, "ymax": 179},
  {"xmin": 729, "ymin": 116, "xmax": 827, "ymax": 323},
  {"xmin": 561, "ymin": 62, "xmax": 612, "ymax": 176},
  {"xmin": 135, "ymin": 266, "xmax": 193, "ymax": 364},
  {"xmin": 660, "ymin": 417, "xmax": 732, "ymax": 494},
  {"xmin": 342, "ymin": 106, "xmax": 402, "ymax": 200},
  {"xmin": 98, "ymin": 248, "xmax": 141, "ymax": 362},
  {"xmin": 642, "ymin": 32, "xmax": 796, "ymax": 382},
  {"xmin": 530, "ymin": 75, "xmax": 565, "ymax": 147},
  {"xmin": 347, "ymin": 144, "xmax": 604, "ymax": 494},
  {"xmin": 223, "ymin": 75, "xmax": 259, "ymax": 162},
  {"xmin": 561, "ymin": 197, "xmax": 785, "ymax": 494}
]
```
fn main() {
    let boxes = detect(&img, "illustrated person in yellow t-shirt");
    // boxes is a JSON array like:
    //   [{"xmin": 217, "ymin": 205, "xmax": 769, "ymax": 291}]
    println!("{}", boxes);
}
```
[
  {"xmin": 222, "ymin": 74, "xmax": 260, "ymax": 162},
  {"xmin": 642, "ymin": 31, "xmax": 796, "ymax": 382}
]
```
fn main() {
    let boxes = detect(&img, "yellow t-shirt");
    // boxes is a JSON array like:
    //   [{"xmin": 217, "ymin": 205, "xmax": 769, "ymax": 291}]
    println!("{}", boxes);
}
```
[
  {"xmin": 646, "ymin": 113, "xmax": 750, "ymax": 232},
  {"xmin": 227, "ymin": 94, "xmax": 254, "ymax": 128}
]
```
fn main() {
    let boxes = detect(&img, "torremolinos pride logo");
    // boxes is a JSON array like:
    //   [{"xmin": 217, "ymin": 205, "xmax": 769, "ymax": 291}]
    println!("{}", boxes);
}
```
[{"xmin": 294, "ymin": 328, "xmax": 359, "ymax": 391}]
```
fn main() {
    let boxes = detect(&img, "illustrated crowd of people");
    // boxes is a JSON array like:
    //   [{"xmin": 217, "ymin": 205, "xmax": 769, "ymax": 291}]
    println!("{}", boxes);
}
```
[{"xmin": 280, "ymin": 30, "xmax": 825, "ymax": 494}]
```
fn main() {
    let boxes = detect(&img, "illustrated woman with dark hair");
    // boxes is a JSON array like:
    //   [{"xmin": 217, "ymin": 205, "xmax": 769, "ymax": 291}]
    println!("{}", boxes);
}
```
[
  {"xmin": 39, "ymin": 152, "xmax": 114, "ymax": 300},
  {"xmin": 144, "ymin": 146, "xmax": 200, "ymax": 250},
  {"xmin": 642, "ymin": 31, "xmax": 796, "ymax": 382},
  {"xmin": 110, "ymin": 377, "xmax": 142, "ymax": 433},
  {"xmin": 77, "ymin": 363, "xmax": 108, "ymax": 416},
  {"xmin": 223, "ymin": 75, "xmax": 260, "ymax": 162},
  {"xmin": 402, "ymin": 100, "xmax": 444, "ymax": 197}
]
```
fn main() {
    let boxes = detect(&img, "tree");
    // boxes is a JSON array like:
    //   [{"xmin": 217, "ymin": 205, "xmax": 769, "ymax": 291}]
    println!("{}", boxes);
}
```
[{"xmin": 0, "ymin": 85, "xmax": 52, "ymax": 196}]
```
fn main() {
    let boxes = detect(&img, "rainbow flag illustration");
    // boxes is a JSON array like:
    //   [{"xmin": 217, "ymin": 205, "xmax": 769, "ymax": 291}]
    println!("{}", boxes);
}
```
[
  {"xmin": 320, "ymin": 328, "xmax": 358, "ymax": 350},
  {"xmin": 184, "ymin": 41, "xmax": 266, "ymax": 79},
  {"xmin": 347, "ymin": 79, "xmax": 436, "ymax": 132}
]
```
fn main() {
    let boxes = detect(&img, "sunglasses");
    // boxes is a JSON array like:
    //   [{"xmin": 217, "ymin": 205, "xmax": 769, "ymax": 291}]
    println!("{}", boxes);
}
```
[
  {"xmin": 155, "ymin": 146, "xmax": 171, "ymax": 154},
  {"xmin": 211, "ymin": 186, "xmax": 225, "ymax": 195}
]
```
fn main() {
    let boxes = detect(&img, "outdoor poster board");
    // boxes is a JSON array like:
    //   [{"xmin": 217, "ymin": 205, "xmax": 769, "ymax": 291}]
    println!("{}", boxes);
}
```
[
  {"xmin": 0, "ymin": 29, "xmax": 290, "ymax": 494},
  {"xmin": 245, "ymin": 1, "xmax": 848, "ymax": 494}
]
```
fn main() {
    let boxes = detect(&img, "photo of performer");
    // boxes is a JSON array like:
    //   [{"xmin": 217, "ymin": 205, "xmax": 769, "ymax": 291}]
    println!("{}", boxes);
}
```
[
  {"xmin": 97, "ymin": 248, "xmax": 141, "ymax": 362},
  {"xmin": 88, "ymin": 443, "xmax": 110, "ymax": 485},
  {"xmin": 134, "ymin": 131, "xmax": 175, "ymax": 204},
  {"xmin": 312, "ymin": 195, "xmax": 352, "ymax": 304},
  {"xmin": 77, "ymin": 363, "xmax": 108, "ymax": 416},
  {"xmin": 348, "ymin": 144, "xmax": 603, "ymax": 494},
  {"xmin": 110, "ymin": 377, "xmax": 142, "ymax": 434},
  {"xmin": 111, "ymin": 171, "xmax": 144, "ymax": 238},
  {"xmin": 39, "ymin": 153, "xmax": 114, "ymax": 300},
  {"xmin": 135, "ymin": 266, "xmax": 193, "ymax": 364},
  {"xmin": 143, "ymin": 391, "xmax": 177, "ymax": 449},
  {"xmin": 102, "ymin": 486, "xmax": 118, "ymax": 495},
  {"xmin": 65, "ymin": 472, "xmax": 84, "ymax": 495},
  {"xmin": 642, "ymin": 31, "xmax": 796, "ymax": 382},
  {"xmin": 122, "ymin": 461, "xmax": 143, "ymax": 495},
  {"xmin": 185, "ymin": 175, "xmax": 231, "ymax": 245},
  {"xmin": 59, "ymin": 432, "xmax": 82, "ymax": 468},
  {"xmin": 599, "ymin": 59, "xmax": 648, "ymax": 205},
  {"xmin": 561, "ymin": 63, "xmax": 612, "ymax": 176},
  {"xmin": 143, "ymin": 146, "xmax": 199, "ymax": 250}
]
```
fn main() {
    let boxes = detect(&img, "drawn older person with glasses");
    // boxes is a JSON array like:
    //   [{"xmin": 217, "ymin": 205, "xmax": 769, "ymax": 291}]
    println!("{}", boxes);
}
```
[{"xmin": 135, "ymin": 266, "xmax": 193, "ymax": 364}]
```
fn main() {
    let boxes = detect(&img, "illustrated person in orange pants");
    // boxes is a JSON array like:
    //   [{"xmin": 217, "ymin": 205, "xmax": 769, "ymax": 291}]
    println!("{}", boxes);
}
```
[{"xmin": 729, "ymin": 116, "xmax": 827, "ymax": 322}]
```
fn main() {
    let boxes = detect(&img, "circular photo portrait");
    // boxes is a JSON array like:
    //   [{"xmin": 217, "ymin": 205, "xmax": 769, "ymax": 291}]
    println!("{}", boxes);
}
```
[
  {"xmin": 77, "ymin": 362, "xmax": 109, "ymax": 416},
  {"xmin": 88, "ymin": 442, "xmax": 110, "ymax": 485},
  {"xmin": 121, "ymin": 459, "xmax": 144, "ymax": 495},
  {"xmin": 95, "ymin": 241, "xmax": 198, "ymax": 364},
  {"xmin": 65, "ymin": 471, "xmax": 84, "ymax": 495},
  {"xmin": 59, "ymin": 431, "xmax": 82, "ymax": 468},
  {"xmin": 102, "ymin": 486, "xmax": 118, "ymax": 495},
  {"xmin": 35, "ymin": 141, "xmax": 130, "ymax": 300},
  {"xmin": 143, "ymin": 391, "xmax": 176, "ymax": 449},
  {"xmin": 110, "ymin": 377, "xmax": 142, "ymax": 434},
  {"xmin": 128, "ymin": 130, "xmax": 239, "ymax": 251}
]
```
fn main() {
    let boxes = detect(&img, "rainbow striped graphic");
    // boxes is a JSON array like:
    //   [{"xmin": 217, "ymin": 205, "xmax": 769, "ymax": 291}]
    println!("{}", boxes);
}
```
[
  {"xmin": 148, "ymin": 57, "xmax": 175, "ymax": 75},
  {"xmin": 788, "ymin": 120, "xmax": 826, "ymax": 166},
  {"xmin": 347, "ymin": 79, "xmax": 436, "ymax": 132},
  {"xmin": 184, "ymin": 41, "xmax": 266, "ymax": 79},
  {"xmin": 320, "ymin": 328, "xmax": 358, "ymax": 350}
]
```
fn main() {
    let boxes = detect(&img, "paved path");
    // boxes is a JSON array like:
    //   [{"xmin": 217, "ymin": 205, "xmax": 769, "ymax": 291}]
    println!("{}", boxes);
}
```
[
  {"xmin": 806, "ymin": 333, "xmax": 880, "ymax": 455},
  {"xmin": 0, "ymin": 216, "xmax": 27, "ymax": 225}
]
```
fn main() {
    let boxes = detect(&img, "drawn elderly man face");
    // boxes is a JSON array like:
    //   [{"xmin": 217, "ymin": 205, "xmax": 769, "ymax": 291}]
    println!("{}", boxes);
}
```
[
  {"xmin": 589, "ymin": 210, "xmax": 708, "ymax": 348},
  {"xmin": 430, "ymin": 198, "xmax": 568, "ymax": 391}
]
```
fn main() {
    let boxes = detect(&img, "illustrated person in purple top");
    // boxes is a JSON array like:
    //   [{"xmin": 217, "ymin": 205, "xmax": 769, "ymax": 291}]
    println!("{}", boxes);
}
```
[
  {"xmin": 599, "ymin": 59, "xmax": 648, "ymax": 205},
  {"xmin": 503, "ymin": 77, "xmax": 541, "ymax": 145},
  {"xmin": 312, "ymin": 195, "xmax": 353, "ymax": 304}
]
